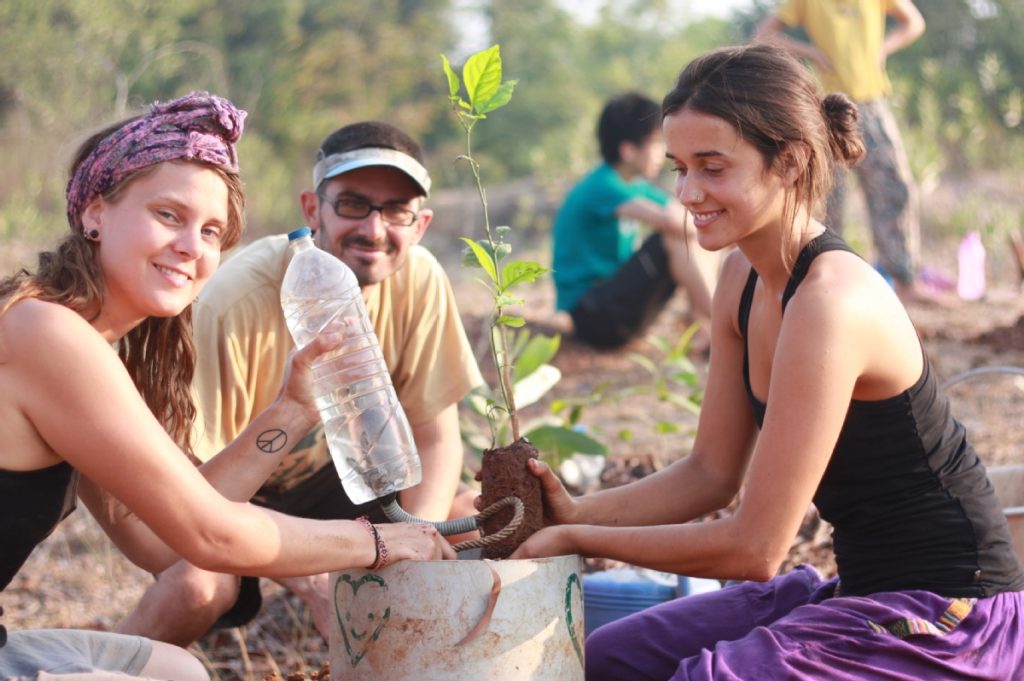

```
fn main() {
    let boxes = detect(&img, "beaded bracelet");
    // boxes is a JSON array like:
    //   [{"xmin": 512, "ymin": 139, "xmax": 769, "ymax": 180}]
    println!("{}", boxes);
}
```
[{"xmin": 356, "ymin": 516, "xmax": 390, "ymax": 570}]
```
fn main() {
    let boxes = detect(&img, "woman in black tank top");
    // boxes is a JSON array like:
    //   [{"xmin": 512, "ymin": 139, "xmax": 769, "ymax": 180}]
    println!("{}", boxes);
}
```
[
  {"xmin": 512, "ymin": 44, "xmax": 1024, "ymax": 680},
  {"xmin": 0, "ymin": 94, "xmax": 453, "ymax": 679}
]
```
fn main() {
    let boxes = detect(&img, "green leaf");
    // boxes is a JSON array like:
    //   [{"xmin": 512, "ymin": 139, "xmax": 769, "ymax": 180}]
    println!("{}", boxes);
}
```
[
  {"xmin": 465, "ymin": 392, "xmax": 491, "ymax": 416},
  {"xmin": 463, "ymin": 45, "xmax": 502, "ymax": 113},
  {"xmin": 649, "ymin": 335, "xmax": 671, "ymax": 354},
  {"xmin": 496, "ymin": 314, "xmax": 526, "ymax": 327},
  {"xmin": 627, "ymin": 352, "xmax": 658, "ymax": 375},
  {"xmin": 471, "ymin": 276, "xmax": 497, "ymax": 297},
  {"xmin": 514, "ymin": 333, "xmax": 561, "ymax": 380},
  {"xmin": 462, "ymin": 238, "xmax": 510, "ymax": 269},
  {"xmin": 525, "ymin": 424, "xmax": 608, "ymax": 459},
  {"xmin": 618, "ymin": 429, "xmax": 634, "ymax": 443},
  {"xmin": 501, "ymin": 260, "xmax": 549, "ymax": 290},
  {"xmin": 494, "ymin": 293, "xmax": 525, "ymax": 308},
  {"xmin": 655, "ymin": 421, "xmax": 680, "ymax": 434},
  {"xmin": 477, "ymin": 78, "xmax": 518, "ymax": 115},
  {"xmin": 460, "ymin": 236, "xmax": 497, "ymax": 283},
  {"xmin": 669, "ymin": 370, "xmax": 699, "ymax": 387},
  {"xmin": 677, "ymin": 322, "xmax": 704, "ymax": 354},
  {"xmin": 568, "ymin": 404, "xmax": 584, "ymax": 425},
  {"xmin": 440, "ymin": 54, "xmax": 460, "ymax": 98},
  {"xmin": 665, "ymin": 393, "xmax": 703, "ymax": 415}
]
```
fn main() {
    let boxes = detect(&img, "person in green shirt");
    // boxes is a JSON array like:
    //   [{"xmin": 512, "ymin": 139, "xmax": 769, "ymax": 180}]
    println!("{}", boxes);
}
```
[{"xmin": 552, "ymin": 92, "xmax": 713, "ymax": 349}]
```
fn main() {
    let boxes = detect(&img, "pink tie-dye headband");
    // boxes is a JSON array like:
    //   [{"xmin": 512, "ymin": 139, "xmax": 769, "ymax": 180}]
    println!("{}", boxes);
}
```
[{"xmin": 66, "ymin": 91, "xmax": 246, "ymax": 228}]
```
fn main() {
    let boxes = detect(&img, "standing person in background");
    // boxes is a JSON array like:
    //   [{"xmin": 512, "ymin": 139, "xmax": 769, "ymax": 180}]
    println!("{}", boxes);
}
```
[
  {"xmin": 0, "ymin": 93, "xmax": 451, "ymax": 681},
  {"xmin": 552, "ymin": 92, "xmax": 715, "ymax": 351},
  {"xmin": 116, "ymin": 121, "xmax": 483, "ymax": 647},
  {"xmin": 757, "ymin": 0, "xmax": 935, "ymax": 305},
  {"xmin": 514, "ymin": 44, "xmax": 1024, "ymax": 679}
]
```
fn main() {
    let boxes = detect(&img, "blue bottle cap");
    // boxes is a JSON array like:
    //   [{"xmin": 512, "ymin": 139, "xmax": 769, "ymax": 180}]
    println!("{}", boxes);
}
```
[{"xmin": 287, "ymin": 226, "xmax": 312, "ymax": 241}]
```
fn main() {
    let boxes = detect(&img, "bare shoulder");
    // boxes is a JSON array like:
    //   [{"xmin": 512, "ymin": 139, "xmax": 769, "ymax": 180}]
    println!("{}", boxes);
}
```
[
  {"xmin": 0, "ymin": 298, "xmax": 125, "ymax": 398},
  {"xmin": 0, "ymin": 298, "xmax": 102, "ymax": 360},
  {"xmin": 792, "ymin": 250, "xmax": 901, "ymax": 322},
  {"xmin": 784, "ymin": 250, "xmax": 921, "ymax": 386},
  {"xmin": 710, "ymin": 248, "xmax": 754, "ymax": 337},
  {"xmin": 0, "ymin": 300, "xmax": 107, "ymax": 469}
]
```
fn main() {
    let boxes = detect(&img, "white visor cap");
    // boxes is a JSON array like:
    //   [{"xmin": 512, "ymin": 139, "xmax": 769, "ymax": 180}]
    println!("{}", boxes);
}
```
[{"xmin": 312, "ymin": 147, "xmax": 431, "ymax": 197}]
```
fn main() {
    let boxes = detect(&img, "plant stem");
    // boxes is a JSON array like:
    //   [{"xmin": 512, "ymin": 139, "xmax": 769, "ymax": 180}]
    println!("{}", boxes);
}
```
[{"xmin": 462, "ymin": 116, "xmax": 520, "ymax": 442}]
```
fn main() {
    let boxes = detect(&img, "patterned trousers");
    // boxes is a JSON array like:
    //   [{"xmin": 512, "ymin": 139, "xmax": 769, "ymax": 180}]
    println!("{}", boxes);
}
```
[{"xmin": 826, "ymin": 99, "xmax": 919, "ymax": 286}]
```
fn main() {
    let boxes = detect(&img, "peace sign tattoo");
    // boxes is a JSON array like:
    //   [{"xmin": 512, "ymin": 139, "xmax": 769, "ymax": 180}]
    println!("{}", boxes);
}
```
[{"xmin": 256, "ymin": 429, "xmax": 288, "ymax": 453}]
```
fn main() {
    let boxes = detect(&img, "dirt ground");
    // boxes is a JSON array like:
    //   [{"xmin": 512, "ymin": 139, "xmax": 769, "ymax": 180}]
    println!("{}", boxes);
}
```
[{"xmin": 3, "ymin": 229, "xmax": 1024, "ymax": 679}]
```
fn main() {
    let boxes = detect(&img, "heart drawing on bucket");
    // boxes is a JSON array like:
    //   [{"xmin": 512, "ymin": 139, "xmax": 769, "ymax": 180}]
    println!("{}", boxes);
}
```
[
  {"xmin": 333, "ymin": 573, "xmax": 391, "ymax": 668},
  {"xmin": 564, "ymin": 572, "xmax": 585, "ymax": 668}
]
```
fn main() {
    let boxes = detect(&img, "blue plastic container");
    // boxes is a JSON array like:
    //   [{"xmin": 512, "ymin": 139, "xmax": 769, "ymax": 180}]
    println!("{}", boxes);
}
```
[
  {"xmin": 582, "ymin": 568, "xmax": 679, "ymax": 637},
  {"xmin": 583, "ymin": 568, "xmax": 725, "ymax": 637}
]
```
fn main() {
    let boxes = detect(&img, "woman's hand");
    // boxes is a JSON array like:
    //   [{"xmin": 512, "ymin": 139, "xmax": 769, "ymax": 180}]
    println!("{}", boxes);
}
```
[
  {"xmin": 377, "ymin": 522, "xmax": 457, "ymax": 565},
  {"xmin": 525, "ymin": 458, "xmax": 580, "ymax": 526},
  {"xmin": 276, "ymin": 331, "xmax": 345, "ymax": 420},
  {"xmin": 509, "ymin": 525, "xmax": 576, "ymax": 560}
]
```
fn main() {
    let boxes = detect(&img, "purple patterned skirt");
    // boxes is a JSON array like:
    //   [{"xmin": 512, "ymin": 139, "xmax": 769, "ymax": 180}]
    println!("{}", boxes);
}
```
[{"xmin": 585, "ymin": 565, "xmax": 1024, "ymax": 680}]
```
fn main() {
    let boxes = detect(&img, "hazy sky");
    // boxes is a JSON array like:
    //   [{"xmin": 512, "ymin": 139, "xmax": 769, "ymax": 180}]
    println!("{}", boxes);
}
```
[
  {"xmin": 455, "ymin": 0, "xmax": 756, "ymax": 57},
  {"xmin": 557, "ymin": 0, "xmax": 756, "ymax": 22}
]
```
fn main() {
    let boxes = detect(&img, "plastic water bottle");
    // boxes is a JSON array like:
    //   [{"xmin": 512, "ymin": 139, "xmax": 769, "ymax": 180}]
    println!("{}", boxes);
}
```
[
  {"xmin": 280, "ymin": 227, "xmax": 421, "ymax": 504},
  {"xmin": 957, "ymin": 230, "xmax": 986, "ymax": 301}
]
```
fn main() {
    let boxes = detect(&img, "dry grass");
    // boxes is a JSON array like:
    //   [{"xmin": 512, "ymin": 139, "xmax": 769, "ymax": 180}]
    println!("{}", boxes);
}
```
[{"xmin": 3, "ymin": 203, "xmax": 1024, "ymax": 676}]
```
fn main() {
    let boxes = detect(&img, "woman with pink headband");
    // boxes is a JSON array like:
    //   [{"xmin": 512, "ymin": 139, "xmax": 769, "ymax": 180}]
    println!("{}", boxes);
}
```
[{"xmin": 0, "ymin": 92, "xmax": 453, "ymax": 680}]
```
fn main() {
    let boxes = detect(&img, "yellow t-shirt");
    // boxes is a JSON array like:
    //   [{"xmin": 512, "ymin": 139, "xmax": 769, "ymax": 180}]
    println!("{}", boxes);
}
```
[
  {"xmin": 776, "ymin": 0, "xmax": 894, "ymax": 102},
  {"xmin": 191, "ymin": 234, "xmax": 484, "ymax": 492}
]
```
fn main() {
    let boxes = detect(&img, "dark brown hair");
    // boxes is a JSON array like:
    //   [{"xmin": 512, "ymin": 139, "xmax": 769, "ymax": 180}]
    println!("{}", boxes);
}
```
[{"xmin": 663, "ymin": 43, "xmax": 866, "ymax": 258}]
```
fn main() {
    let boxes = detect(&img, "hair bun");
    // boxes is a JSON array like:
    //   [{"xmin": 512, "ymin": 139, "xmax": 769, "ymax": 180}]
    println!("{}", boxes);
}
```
[{"xmin": 821, "ymin": 93, "xmax": 866, "ymax": 167}]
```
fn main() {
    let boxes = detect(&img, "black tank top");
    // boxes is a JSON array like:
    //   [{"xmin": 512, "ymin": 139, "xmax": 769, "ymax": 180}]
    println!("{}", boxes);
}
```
[
  {"xmin": 738, "ymin": 230, "xmax": 1024, "ymax": 597},
  {"xmin": 0, "ymin": 462, "xmax": 79, "ymax": 591}
]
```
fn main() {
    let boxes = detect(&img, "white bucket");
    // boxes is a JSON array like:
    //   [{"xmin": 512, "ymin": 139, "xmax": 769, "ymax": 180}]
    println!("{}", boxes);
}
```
[
  {"xmin": 330, "ymin": 554, "xmax": 585, "ymax": 680},
  {"xmin": 986, "ymin": 464, "xmax": 1024, "ymax": 566}
]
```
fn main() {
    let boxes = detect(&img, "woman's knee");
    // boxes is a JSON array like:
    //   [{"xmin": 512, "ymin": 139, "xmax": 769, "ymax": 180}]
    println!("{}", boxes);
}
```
[
  {"xmin": 140, "ymin": 640, "xmax": 209, "ymax": 681},
  {"xmin": 168, "ymin": 564, "xmax": 240, "ymax": 615},
  {"xmin": 585, "ymin": 620, "xmax": 637, "ymax": 681}
]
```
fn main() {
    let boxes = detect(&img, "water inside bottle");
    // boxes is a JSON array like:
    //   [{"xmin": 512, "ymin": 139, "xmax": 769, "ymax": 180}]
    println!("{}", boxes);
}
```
[
  {"xmin": 281, "ymin": 239, "xmax": 422, "ymax": 503},
  {"xmin": 311, "ymin": 348, "xmax": 419, "ymax": 503},
  {"xmin": 323, "ymin": 402, "xmax": 420, "ymax": 504}
]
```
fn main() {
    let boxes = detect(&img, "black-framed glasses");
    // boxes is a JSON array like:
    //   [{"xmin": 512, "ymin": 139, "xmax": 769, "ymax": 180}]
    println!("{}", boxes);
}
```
[{"xmin": 318, "ymin": 194, "xmax": 420, "ymax": 227}]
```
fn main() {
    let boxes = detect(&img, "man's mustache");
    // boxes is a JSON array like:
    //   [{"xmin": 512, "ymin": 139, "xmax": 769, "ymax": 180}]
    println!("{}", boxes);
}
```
[{"xmin": 342, "ymin": 235, "xmax": 393, "ymax": 252}]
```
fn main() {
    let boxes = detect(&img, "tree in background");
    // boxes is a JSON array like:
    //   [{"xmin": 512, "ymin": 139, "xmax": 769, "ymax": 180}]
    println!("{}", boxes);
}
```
[
  {"xmin": 0, "ymin": 0, "xmax": 1020, "ymax": 257},
  {"xmin": 897, "ymin": 0, "xmax": 1023, "ymax": 178},
  {"xmin": 0, "ymin": 0, "xmax": 458, "ymax": 243}
]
